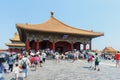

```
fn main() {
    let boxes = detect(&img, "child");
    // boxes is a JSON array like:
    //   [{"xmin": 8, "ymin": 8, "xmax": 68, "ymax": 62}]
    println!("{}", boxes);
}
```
[{"xmin": 13, "ymin": 64, "xmax": 21, "ymax": 80}]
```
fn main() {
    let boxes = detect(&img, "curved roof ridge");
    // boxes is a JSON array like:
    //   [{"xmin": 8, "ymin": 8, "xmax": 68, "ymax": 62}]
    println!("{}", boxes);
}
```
[
  {"xmin": 50, "ymin": 16, "xmax": 103, "ymax": 34},
  {"xmin": 17, "ymin": 16, "xmax": 101, "ymax": 33},
  {"xmin": 16, "ymin": 15, "xmax": 104, "ymax": 37}
]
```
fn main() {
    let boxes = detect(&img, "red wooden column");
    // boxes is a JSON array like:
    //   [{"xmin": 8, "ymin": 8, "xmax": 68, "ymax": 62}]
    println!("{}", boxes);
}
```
[
  {"xmin": 39, "ymin": 41, "xmax": 41, "ymax": 50},
  {"xmin": 71, "ymin": 41, "xmax": 74, "ymax": 51},
  {"xmin": 52, "ymin": 40, "xmax": 55, "ymax": 51},
  {"xmin": 25, "ymin": 39, "xmax": 30, "ymax": 51},
  {"xmin": 36, "ymin": 40, "xmax": 39, "ymax": 51},
  {"xmin": 76, "ymin": 43, "xmax": 80, "ymax": 50},
  {"xmin": 83, "ymin": 43, "xmax": 86, "ymax": 50},
  {"xmin": 9, "ymin": 48, "xmax": 11, "ymax": 52},
  {"xmin": 11, "ymin": 48, "xmax": 14, "ymax": 53},
  {"xmin": 18, "ymin": 49, "xmax": 21, "ymax": 53},
  {"xmin": 89, "ymin": 41, "xmax": 92, "ymax": 50}
]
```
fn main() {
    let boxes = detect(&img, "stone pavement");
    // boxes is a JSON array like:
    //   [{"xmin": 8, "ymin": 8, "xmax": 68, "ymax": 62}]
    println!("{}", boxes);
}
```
[{"xmin": 2, "ymin": 59, "xmax": 120, "ymax": 80}]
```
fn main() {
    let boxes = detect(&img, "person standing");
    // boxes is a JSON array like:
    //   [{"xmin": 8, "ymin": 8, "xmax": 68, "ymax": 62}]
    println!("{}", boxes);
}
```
[
  {"xmin": 42, "ymin": 51, "xmax": 46, "ymax": 62},
  {"xmin": 8, "ymin": 55, "xmax": 14, "ymax": 72},
  {"xmin": 39, "ymin": 53, "xmax": 43, "ymax": 67},
  {"xmin": 55, "ymin": 52, "xmax": 60, "ymax": 62},
  {"xmin": 94, "ymin": 53, "xmax": 101, "ymax": 71},
  {"xmin": 0, "ymin": 60, "xmax": 4, "ymax": 79},
  {"xmin": 115, "ymin": 51, "xmax": 120, "ymax": 68}
]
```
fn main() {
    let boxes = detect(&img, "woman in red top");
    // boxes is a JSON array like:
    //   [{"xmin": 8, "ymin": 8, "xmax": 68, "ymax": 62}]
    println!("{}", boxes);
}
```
[
  {"xmin": 30, "ymin": 55, "xmax": 34, "ymax": 67},
  {"xmin": 115, "ymin": 51, "xmax": 120, "ymax": 68}
]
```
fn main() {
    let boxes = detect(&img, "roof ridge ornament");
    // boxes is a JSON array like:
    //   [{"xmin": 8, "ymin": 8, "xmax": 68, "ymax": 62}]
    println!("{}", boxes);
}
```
[
  {"xmin": 26, "ymin": 23, "xmax": 28, "ymax": 25},
  {"xmin": 50, "ymin": 11, "xmax": 54, "ymax": 17}
]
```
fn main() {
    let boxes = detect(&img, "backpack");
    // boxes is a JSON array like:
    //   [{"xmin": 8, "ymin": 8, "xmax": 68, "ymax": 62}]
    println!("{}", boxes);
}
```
[
  {"xmin": 22, "ymin": 60, "xmax": 27, "ymax": 69},
  {"xmin": 34, "ymin": 59, "xmax": 38, "ymax": 64},
  {"xmin": 96, "ymin": 57, "xmax": 101, "ymax": 63}
]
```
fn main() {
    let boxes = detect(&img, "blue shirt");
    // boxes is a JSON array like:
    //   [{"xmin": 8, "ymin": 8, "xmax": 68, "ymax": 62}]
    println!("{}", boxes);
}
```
[{"xmin": 0, "ymin": 64, "xmax": 4, "ymax": 73}]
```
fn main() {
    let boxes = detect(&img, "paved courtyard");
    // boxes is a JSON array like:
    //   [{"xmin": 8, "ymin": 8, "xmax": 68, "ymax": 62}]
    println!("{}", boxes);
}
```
[{"xmin": 2, "ymin": 59, "xmax": 120, "ymax": 80}]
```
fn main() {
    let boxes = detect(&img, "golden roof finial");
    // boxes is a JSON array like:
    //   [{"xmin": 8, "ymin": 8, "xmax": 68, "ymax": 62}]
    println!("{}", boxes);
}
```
[
  {"xmin": 26, "ymin": 23, "xmax": 28, "ymax": 25},
  {"xmin": 15, "ymin": 32, "xmax": 17, "ymax": 35},
  {"xmin": 50, "ymin": 11, "xmax": 54, "ymax": 17}
]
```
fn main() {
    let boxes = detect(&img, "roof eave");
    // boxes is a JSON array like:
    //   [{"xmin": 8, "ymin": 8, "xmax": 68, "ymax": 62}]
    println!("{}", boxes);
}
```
[{"xmin": 16, "ymin": 25, "xmax": 104, "ymax": 38}]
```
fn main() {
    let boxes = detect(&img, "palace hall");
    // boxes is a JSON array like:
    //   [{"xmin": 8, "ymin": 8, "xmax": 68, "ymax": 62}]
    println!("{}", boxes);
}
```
[
  {"xmin": 16, "ymin": 12, "xmax": 104, "ymax": 53},
  {"xmin": 5, "ymin": 32, "xmax": 25, "ymax": 52}
]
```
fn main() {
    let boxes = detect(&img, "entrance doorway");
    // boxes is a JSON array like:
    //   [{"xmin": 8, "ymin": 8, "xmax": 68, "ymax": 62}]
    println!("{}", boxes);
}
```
[
  {"xmin": 40, "ymin": 40, "xmax": 52, "ymax": 50},
  {"xmin": 55, "ymin": 41, "xmax": 71, "ymax": 52},
  {"xmin": 56, "ymin": 46, "xmax": 63, "ymax": 53},
  {"xmin": 41, "ymin": 42, "xmax": 47, "ymax": 49}
]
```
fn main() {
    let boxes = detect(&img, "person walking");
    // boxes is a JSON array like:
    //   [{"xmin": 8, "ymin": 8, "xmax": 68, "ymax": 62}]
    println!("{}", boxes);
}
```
[
  {"xmin": 94, "ymin": 53, "xmax": 101, "ymax": 71},
  {"xmin": 42, "ymin": 51, "xmax": 46, "ymax": 62},
  {"xmin": 34, "ymin": 55, "xmax": 40, "ymax": 71},
  {"xmin": 21, "ymin": 54, "xmax": 30, "ymax": 80},
  {"xmin": 89, "ymin": 55, "xmax": 95, "ymax": 69},
  {"xmin": 115, "ymin": 51, "xmax": 120, "ymax": 68},
  {"xmin": 13, "ymin": 64, "xmax": 21, "ymax": 80},
  {"xmin": 30, "ymin": 55, "xmax": 35, "ymax": 67},
  {"xmin": 8, "ymin": 55, "xmax": 14, "ymax": 72},
  {"xmin": 0, "ymin": 60, "xmax": 4, "ymax": 79}
]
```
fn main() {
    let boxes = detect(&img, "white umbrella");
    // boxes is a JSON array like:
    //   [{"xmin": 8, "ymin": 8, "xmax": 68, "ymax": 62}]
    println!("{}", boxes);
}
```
[{"xmin": 0, "ymin": 53, "xmax": 6, "ymax": 58}]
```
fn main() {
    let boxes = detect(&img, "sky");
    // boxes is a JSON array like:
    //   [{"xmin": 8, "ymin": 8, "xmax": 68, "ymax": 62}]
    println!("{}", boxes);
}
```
[{"xmin": 0, "ymin": 0, "xmax": 120, "ymax": 51}]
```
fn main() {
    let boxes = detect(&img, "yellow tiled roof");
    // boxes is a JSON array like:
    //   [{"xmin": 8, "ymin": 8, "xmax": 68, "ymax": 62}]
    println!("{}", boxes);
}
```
[
  {"xmin": 10, "ymin": 32, "xmax": 20, "ymax": 41},
  {"xmin": 103, "ymin": 47, "xmax": 117, "ymax": 53},
  {"xmin": 16, "ymin": 15, "xmax": 104, "ymax": 37},
  {"xmin": 6, "ymin": 32, "xmax": 25, "ymax": 47},
  {"xmin": 5, "ymin": 43, "xmax": 25, "ymax": 47}
]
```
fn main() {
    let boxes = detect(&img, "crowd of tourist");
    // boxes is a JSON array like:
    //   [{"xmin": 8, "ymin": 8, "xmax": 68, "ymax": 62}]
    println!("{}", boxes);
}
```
[
  {"xmin": 0, "ymin": 49, "xmax": 47, "ymax": 80},
  {"xmin": 0, "ymin": 49, "xmax": 120, "ymax": 80}
]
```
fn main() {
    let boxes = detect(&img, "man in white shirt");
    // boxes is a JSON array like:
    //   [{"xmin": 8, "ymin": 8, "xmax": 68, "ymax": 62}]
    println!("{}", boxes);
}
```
[
  {"xmin": 21, "ymin": 54, "xmax": 30, "ymax": 79},
  {"xmin": 42, "ymin": 52, "xmax": 46, "ymax": 62}
]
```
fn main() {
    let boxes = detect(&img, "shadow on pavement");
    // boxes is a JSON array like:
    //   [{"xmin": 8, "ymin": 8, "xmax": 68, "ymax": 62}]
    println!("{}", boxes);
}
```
[
  {"xmin": 0, "ymin": 77, "xmax": 4, "ymax": 80},
  {"xmin": 82, "ymin": 66, "xmax": 90, "ymax": 69},
  {"xmin": 10, "ymin": 77, "xmax": 23, "ymax": 80}
]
